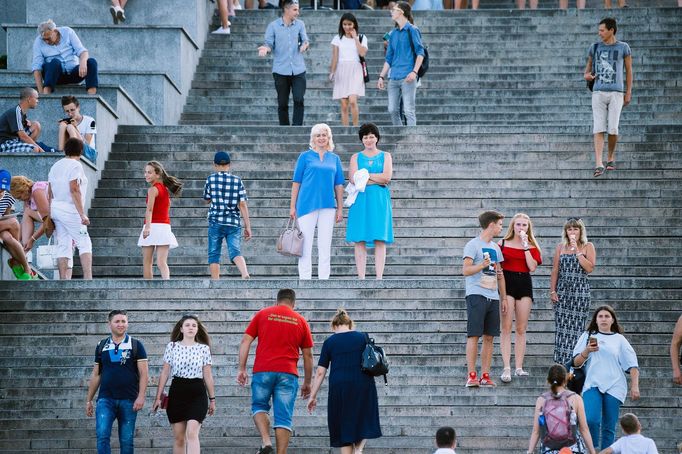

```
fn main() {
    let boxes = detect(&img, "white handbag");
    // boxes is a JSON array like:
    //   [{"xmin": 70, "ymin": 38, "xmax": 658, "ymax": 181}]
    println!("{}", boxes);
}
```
[{"xmin": 36, "ymin": 237, "xmax": 58, "ymax": 270}]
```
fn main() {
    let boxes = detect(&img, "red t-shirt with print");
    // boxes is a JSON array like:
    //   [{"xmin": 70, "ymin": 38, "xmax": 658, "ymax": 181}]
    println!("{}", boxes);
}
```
[{"xmin": 245, "ymin": 304, "xmax": 313, "ymax": 376}]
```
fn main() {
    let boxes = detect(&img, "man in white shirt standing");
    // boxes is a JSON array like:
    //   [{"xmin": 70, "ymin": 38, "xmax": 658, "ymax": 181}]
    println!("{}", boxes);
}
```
[
  {"xmin": 58, "ymin": 95, "xmax": 97, "ymax": 163},
  {"xmin": 599, "ymin": 413, "xmax": 658, "ymax": 454},
  {"xmin": 433, "ymin": 426, "xmax": 457, "ymax": 454}
]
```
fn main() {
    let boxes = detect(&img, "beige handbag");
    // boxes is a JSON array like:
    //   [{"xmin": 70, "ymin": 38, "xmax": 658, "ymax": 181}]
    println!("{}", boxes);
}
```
[{"xmin": 276, "ymin": 218, "xmax": 304, "ymax": 257}]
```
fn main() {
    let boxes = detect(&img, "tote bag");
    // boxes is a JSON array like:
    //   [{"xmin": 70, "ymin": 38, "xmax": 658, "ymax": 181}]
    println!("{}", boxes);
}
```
[{"xmin": 276, "ymin": 217, "xmax": 304, "ymax": 257}]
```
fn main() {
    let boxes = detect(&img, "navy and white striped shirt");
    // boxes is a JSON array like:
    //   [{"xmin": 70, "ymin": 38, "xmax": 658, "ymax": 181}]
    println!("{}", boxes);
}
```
[
  {"xmin": 203, "ymin": 172, "xmax": 247, "ymax": 227},
  {"xmin": 0, "ymin": 192, "xmax": 16, "ymax": 217}
]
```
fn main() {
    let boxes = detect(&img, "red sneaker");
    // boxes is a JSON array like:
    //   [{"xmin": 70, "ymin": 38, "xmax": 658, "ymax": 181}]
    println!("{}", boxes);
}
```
[
  {"xmin": 479, "ymin": 372, "xmax": 496, "ymax": 387},
  {"xmin": 465, "ymin": 371, "xmax": 479, "ymax": 388}
]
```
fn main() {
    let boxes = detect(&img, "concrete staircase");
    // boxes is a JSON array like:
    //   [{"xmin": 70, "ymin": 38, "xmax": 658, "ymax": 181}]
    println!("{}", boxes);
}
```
[
  {"xmin": 0, "ymin": 5, "xmax": 681, "ymax": 454},
  {"xmin": 0, "ymin": 279, "xmax": 680, "ymax": 453}
]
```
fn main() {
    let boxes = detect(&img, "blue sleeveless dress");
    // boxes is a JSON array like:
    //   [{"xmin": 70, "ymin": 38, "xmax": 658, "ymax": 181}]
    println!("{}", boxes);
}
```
[{"xmin": 346, "ymin": 151, "xmax": 394, "ymax": 247}]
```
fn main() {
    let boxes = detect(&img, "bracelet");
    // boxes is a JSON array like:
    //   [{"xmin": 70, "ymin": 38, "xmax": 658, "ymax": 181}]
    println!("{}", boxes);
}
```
[
  {"xmin": 576, "ymin": 253, "xmax": 584, "ymax": 257},
  {"xmin": 209, "ymin": 397, "xmax": 216, "ymax": 400},
  {"xmin": 580, "ymin": 352, "xmax": 588, "ymax": 359},
  {"xmin": 411, "ymin": 70, "xmax": 418, "ymax": 75},
  {"xmin": 524, "ymin": 248, "xmax": 530, "ymax": 252},
  {"xmin": 378, "ymin": 75, "xmax": 385, "ymax": 80},
  {"xmin": 550, "ymin": 291, "xmax": 556, "ymax": 294},
  {"xmin": 31, "ymin": 236, "xmax": 37, "ymax": 241}
]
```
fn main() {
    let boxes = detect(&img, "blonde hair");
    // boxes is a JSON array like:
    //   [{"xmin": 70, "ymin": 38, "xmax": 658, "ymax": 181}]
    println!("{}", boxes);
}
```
[
  {"xmin": 146, "ymin": 161, "xmax": 183, "ymax": 197},
  {"xmin": 10, "ymin": 176, "xmax": 33, "ymax": 202},
  {"xmin": 503, "ymin": 213, "xmax": 542, "ymax": 254},
  {"xmin": 309, "ymin": 123, "xmax": 335, "ymax": 151},
  {"xmin": 331, "ymin": 308, "xmax": 354, "ymax": 329},
  {"xmin": 562, "ymin": 218, "xmax": 588, "ymax": 247}
]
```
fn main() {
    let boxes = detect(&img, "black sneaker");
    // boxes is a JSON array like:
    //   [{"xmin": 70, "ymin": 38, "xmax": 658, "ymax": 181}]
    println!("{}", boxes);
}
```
[{"xmin": 256, "ymin": 446, "xmax": 274, "ymax": 454}]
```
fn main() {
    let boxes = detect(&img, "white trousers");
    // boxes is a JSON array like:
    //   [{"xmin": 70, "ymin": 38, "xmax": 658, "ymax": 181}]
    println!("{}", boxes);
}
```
[{"xmin": 297, "ymin": 208, "xmax": 335, "ymax": 280}]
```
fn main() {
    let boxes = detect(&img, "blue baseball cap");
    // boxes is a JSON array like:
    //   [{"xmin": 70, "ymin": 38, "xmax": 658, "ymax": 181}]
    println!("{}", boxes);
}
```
[
  {"xmin": 0, "ymin": 169, "xmax": 11, "ymax": 191},
  {"xmin": 214, "ymin": 151, "xmax": 231, "ymax": 165}
]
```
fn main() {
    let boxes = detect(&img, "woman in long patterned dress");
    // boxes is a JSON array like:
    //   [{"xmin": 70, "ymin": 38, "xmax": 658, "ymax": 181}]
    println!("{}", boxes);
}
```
[
  {"xmin": 549, "ymin": 218, "xmax": 597, "ymax": 365},
  {"xmin": 345, "ymin": 123, "xmax": 394, "ymax": 279}
]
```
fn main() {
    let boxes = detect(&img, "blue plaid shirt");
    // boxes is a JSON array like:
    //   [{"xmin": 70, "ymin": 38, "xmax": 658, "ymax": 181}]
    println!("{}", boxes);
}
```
[{"xmin": 203, "ymin": 172, "xmax": 247, "ymax": 227}]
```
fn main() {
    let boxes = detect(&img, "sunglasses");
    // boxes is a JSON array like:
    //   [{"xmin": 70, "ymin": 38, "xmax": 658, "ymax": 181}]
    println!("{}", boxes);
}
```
[{"xmin": 566, "ymin": 217, "xmax": 582, "ymax": 222}]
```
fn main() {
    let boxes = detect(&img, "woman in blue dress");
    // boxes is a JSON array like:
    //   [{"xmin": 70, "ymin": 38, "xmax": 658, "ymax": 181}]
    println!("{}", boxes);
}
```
[
  {"xmin": 346, "ymin": 123, "xmax": 394, "ymax": 279},
  {"xmin": 307, "ymin": 309, "xmax": 382, "ymax": 453}
]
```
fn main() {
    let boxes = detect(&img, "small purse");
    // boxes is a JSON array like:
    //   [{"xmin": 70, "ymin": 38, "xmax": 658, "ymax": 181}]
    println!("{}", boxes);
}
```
[
  {"xmin": 587, "ymin": 43, "xmax": 598, "ymax": 92},
  {"xmin": 276, "ymin": 217, "xmax": 304, "ymax": 257},
  {"xmin": 160, "ymin": 392, "xmax": 169, "ymax": 409},
  {"xmin": 565, "ymin": 333, "xmax": 590, "ymax": 394},
  {"xmin": 36, "ymin": 237, "xmax": 58, "ymax": 270}
]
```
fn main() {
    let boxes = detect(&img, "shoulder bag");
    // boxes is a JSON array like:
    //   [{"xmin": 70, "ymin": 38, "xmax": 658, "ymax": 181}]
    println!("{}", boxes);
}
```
[
  {"xmin": 361, "ymin": 332, "xmax": 389, "ymax": 384},
  {"xmin": 587, "ymin": 43, "xmax": 598, "ymax": 92},
  {"xmin": 565, "ymin": 332, "xmax": 590, "ymax": 394},
  {"xmin": 358, "ymin": 34, "xmax": 370, "ymax": 83},
  {"xmin": 276, "ymin": 217, "xmax": 304, "ymax": 257},
  {"xmin": 36, "ymin": 236, "xmax": 58, "ymax": 270}
]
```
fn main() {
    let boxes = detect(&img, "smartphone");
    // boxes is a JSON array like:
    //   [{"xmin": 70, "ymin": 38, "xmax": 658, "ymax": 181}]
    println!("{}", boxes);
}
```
[{"xmin": 589, "ymin": 336, "xmax": 598, "ymax": 346}]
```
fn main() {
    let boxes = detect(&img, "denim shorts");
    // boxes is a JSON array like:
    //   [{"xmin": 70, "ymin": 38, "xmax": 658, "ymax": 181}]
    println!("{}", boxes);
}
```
[
  {"xmin": 207, "ymin": 221, "xmax": 242, "ymax": 263},
  {"xmin": 251, "ymin": 372, "xmax": 299, "ymax": 432}
]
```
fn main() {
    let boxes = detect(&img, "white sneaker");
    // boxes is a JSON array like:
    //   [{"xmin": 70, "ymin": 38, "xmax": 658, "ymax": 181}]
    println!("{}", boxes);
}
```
[{"xmin": 211, "ymin": 27, "xmax": 231, "ymax": 35}]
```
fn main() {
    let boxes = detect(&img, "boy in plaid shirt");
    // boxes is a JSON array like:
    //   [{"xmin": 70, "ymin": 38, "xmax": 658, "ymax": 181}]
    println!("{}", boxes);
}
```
[{"xmin": 203, "ymin": 151, "xmax": 251, "ymax": 279}]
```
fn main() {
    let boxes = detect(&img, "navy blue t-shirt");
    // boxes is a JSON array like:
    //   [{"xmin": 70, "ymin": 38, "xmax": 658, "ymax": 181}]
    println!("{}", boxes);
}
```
[{"xmin": 95, "ymin": 334, "xmax": 148, "ymax": 401}]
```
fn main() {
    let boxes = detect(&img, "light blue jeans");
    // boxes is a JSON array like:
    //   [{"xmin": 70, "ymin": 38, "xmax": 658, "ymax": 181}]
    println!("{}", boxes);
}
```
[
  {"xmin": 388, "ymin": 77, "xmax": 417, "ymax": 126},
  {"xmin": 582, "ymin": 387, "xmax": 622, "ymax": 449},
  {"xmin": 96, "ymin": 398, "xmax": 137, "ymax": 454}
]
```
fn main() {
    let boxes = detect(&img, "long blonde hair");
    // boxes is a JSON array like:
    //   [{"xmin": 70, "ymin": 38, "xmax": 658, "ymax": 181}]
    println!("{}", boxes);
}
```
[
  {"xmin": 146, "ymin": 161, "xmax": 183, "ymax": 197},
  {"xmin": 562, "ymin": 217, "xmax": 588, "ymax": 247},
  {"xmin": 503, "ymin": 213, "xmax": 541, "ymax": 254}
]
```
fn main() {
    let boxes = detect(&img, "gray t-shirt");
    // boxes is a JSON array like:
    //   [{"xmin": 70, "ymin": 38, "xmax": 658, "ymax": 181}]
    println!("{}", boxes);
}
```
[
  {"xmin": 588, "ymin": 41, "xmax": 631, "ymax": 93},
  {"xmin": 463, "ymin": 236, "xmax": 504, "ymax": 300}
]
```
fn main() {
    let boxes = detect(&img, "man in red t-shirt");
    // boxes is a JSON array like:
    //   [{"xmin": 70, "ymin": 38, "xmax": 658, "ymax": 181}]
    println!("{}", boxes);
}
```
[{"xmin": 237, "ymin": 288, "xmax": 313, "ymax": 454}]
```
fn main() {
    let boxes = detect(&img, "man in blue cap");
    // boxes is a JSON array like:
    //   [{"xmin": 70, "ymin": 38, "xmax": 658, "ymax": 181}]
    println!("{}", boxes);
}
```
[
  {"xmin": 0, "ymin": 169, "xmax": 36, "ymax": 279},
  {"xmin": 203, "ymin": 151, "xmax": 252, "ymax": 279}
]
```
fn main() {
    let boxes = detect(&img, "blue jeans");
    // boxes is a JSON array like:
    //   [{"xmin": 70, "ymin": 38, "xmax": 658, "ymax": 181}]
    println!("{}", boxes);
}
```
[
  {"xmin": 42, "ymin": 58, "xmax": 99, "ymax": 90},
  {"xmin": 582, "ymin": 387, "xmax": 622, "ymax": 449},
  {"xmin": 251, "ymin": 372, "xmax": 299, "ymax": 432},
  {"xmin": 96, "ymin": 398, "xmax": 137, "ymax": 454},
  {"xmin": 387, "ymin": 77, "xmax": 417, "ymax": 126},
  {"xmin": 207, "ymin": 222, "xmax": 242, "ymax": 263}
]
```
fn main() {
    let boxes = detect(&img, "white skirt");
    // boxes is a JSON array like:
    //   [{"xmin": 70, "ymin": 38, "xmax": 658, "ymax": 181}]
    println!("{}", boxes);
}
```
[
  {"xmin": 333, "ymin": 60, "xmax": 365, "ymax": 99},
  {"xmin": 137, "ymin": 223, "xmax": 178, "ymax": 248}
]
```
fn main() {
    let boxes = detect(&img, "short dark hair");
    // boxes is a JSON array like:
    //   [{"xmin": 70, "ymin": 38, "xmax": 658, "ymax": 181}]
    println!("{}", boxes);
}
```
[
  {"xmin": 619, "ymin": 413, "xmax": 639, "ymax": 435},
  {"xmin": 358, "ymin": 123, "xmax": 381, "ymax": 144},
  {"xmin": 61, "ymin": 95, "xmax": 79, "ymax": 107},
  {"xmin": 20, "ymin": 87, "xmax": 37, "ymax": 101},
  {"xmin": 64, "ymin": 137, "xmax": 83, "ymax": 157},
  {"xmin": 478, "ymin": 210, "xmax": 504, "ymax": 229},
  {"xmin": 436, "ymin": 426, "xmax": 456, "ymax": 448},
  {"xmin": 281, "ymin": 0, "xmax": 298, "ymax": 8},
  {"xmin": 108, "ymin": 310, "xmax": 127, "ymax": 321},
  {"xmin": 277, "ymin": 288, "xmax": 296, "ymax": 303},
  {"xmin": 600, "ymin": 17, "xmax": 617, "ymax": 34}
]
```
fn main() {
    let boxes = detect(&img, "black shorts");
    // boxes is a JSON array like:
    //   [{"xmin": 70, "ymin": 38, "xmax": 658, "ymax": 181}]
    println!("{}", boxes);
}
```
[
  {"xmin": 466, "ymin": 294, "xmax": 500, "ymax": 337},
  {"xmin": 503, "ymin": 270, "xmax": 534, "ymax": 300}
]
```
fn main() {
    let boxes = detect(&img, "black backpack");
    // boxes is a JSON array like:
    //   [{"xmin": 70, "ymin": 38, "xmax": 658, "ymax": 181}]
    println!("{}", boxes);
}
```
[
  {"xmin": 406, "ymin": 27, "xmax": 429, "ymax": 78},
  {"xmin": 95, "ymin": 337, "xmax": 140, "ymax": 375},
  {"xmin": 361, "ymin": 332, "xmax": 389, "ymax": 384}
]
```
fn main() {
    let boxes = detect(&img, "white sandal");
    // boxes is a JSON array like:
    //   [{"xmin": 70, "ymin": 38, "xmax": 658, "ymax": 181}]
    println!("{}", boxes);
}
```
[
  {"xmin": 515, "ymin": 368, "xmax": 529, "ymax": 377},
  {"xmin": 500, "ymin": 367, "xmax": 512, "ymax": 383}
]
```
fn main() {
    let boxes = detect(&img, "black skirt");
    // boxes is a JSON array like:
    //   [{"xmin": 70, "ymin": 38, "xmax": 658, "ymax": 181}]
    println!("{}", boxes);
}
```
[
  {"xmin": 503, "ymin": 270, "xmax": 534, "ymax": 300},
  {"xmin": 167, "ymin": 377, "xmax": 208, "ymax": 424}
]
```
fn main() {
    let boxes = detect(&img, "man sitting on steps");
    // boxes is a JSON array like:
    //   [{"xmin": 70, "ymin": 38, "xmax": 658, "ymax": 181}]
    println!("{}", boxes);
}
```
[{"xmin": 0, "ymin": 88, "xmax": 45, "ymax": 153}]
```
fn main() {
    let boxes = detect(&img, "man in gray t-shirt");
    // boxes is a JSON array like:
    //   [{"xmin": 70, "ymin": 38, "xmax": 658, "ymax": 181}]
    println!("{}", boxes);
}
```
[
  {"xmin": 584, "ymin": 17, "xmax": 633, "ymax": 178},
  {"xmin": 461, "ymin": 211, "xmax": 507, "ymax": 388}
]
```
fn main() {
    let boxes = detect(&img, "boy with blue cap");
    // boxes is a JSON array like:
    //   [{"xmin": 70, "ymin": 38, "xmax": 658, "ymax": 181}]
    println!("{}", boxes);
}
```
[{"xmin": 203, "ymin": 151, "xmax": 251, "ymax": 279}]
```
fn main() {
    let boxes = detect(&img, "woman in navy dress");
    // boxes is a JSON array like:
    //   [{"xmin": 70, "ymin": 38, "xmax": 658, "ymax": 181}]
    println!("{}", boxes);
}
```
[{"xmin": 308, "ymin": 309, "xmax": 382, "ymax": 453}]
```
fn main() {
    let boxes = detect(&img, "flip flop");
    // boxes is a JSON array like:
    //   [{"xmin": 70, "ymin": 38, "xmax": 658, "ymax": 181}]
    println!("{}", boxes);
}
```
[
  {"xmin": 606, "ymin": 161, "xmax": 616, "ymax": 171},
  {"xmin": 593, "ymin": 166, "xmax": 605, "ymax": 177}
]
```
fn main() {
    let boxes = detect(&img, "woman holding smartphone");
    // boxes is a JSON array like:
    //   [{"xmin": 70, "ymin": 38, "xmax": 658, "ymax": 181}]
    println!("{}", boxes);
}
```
[
  {"xmin": 498, "ymin": 213, "xmax": 542, "ymax": 383},
  {"xmin": 549, "ymin": 218, "xmax": 596, "ymax": 365},
  {"xmin": 570, "ymin": 305, "xmax": 639, "ymax": 450}
]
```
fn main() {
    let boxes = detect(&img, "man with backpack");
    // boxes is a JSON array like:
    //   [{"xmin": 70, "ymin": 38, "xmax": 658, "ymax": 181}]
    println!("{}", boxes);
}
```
[{"xmin": 85, "ymin": 310, "xmax": 148, "ymax": 454}]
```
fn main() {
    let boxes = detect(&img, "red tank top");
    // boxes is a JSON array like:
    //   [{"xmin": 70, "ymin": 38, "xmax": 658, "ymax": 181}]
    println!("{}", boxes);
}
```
[
  {"xmin": 146, "ymin": 182, "xmax": 170, "ymax": 224},
  {"xmin": 500, "ymin": 240, "xmax": 542, "ymax": 272}
]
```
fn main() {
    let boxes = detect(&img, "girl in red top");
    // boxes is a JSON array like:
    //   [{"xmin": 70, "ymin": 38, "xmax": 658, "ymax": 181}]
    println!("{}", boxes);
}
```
[
  {"xmin": 498, "ymin": 213, "xmax": 542, "ymax": 383},
  {"xmin": 137, "ymin": 161, "xmax": 182, "ymax": 279}
]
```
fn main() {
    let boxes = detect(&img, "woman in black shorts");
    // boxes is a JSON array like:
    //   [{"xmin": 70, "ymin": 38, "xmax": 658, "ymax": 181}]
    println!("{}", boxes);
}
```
[
  {"xmin": 498, "ymin": 213, "xmax": 542, "ymax": 383},
  {"xmin": 153, "ymin": 315, "xmax": 216, "ymax": 454}
]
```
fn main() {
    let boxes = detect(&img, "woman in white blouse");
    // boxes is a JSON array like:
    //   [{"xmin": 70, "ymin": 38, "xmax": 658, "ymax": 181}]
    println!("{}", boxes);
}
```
[
  {"xmin": 153, "ymin": 315, "xmax": 216, "ymax": 454},
  {"xmin": 329, "ymin": 13, "xmax": 368, "ymax": 126}
]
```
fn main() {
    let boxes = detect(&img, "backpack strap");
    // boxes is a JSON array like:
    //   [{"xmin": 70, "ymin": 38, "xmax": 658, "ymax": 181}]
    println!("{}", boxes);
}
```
[
  {"xmin": 591, "ymin": 42, "xmax": 599, "ymax": 75},
  {"xmin": 95, "ymin": 338, "xmax": 108, "ymax": 375},
  {"xmin": 130, "ymin": 337, "xmax": 139, "ymax": 361}
]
